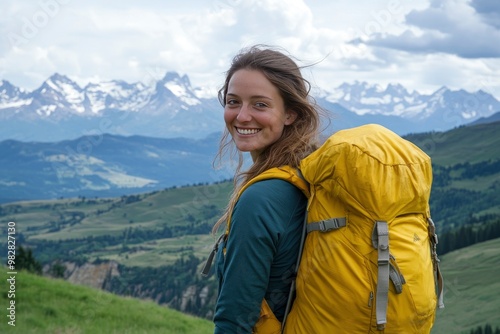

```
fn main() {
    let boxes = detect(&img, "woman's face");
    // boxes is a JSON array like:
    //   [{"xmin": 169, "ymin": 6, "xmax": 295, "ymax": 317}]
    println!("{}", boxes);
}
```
[{"xmin": 224, "ymin": 69, "xmax": 297, "ymax": 160}]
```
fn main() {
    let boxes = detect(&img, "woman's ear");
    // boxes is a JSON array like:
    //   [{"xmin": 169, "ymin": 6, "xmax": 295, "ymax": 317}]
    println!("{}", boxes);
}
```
[{"xmin": 284, "ymin": 110, "xmax": 298, "ymax": 125}]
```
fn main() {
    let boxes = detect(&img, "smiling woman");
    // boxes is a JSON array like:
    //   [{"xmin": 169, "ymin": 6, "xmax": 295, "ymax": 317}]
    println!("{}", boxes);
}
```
[
  {"xmin": 223, "ymin": 69, "xmax": 297, "ymax": 160},
  {"xmin": 206, "ymin": 45, "xmax": 326, "ymax": 334}
]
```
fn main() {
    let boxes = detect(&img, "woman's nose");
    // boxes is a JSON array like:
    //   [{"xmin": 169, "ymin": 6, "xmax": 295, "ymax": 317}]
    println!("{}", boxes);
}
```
[{"xmin": 236, "ymin": 104, "xmax": 252, "ymax": 122}]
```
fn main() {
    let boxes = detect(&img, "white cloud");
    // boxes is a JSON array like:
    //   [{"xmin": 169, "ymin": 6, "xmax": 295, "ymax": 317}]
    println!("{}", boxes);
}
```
[
  {"xmin": 364, "ymin": 0, "xmax": 500, "ymax": 58},
  {"xmin": 0, "ymin": 0, "xmax": 499, "ymax": 100}
]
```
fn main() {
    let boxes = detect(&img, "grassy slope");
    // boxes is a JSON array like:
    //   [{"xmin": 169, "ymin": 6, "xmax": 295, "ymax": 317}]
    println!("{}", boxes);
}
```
[
  {"xmin": 0, "ymin": 270, "xmax": 214, "ymax": 334},
  {"xmin": 1, "ymin": 238, "xmax": 498, "ymax": 334},
  {"xmin": 431, "ymin": 238, "xmax": 500, "ymax": 334},
  {"xmin": 31, "ymin": 181, "xmax": 232, "ymax": 241}
]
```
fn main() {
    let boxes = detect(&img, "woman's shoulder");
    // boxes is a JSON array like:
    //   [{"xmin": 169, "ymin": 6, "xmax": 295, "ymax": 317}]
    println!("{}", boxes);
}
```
[{"xmin": 234, "ymin": 178, "xmax": 306, "ymax": 234}]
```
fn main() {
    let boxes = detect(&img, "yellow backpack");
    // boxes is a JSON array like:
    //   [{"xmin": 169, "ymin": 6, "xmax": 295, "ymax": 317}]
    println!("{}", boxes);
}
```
[
  {"xmin": 204, "ymin": 124, "xmax": 444, "ymax": 333},
  {"xmin": 281, "ymin": 124, "xmax": 444, "ymax": 333}
]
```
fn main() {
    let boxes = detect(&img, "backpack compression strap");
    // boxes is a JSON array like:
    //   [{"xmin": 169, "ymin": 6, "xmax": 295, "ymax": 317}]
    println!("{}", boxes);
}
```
[
  {"xmin": 306, "ymin": 217, "xmax": 346, "ymax": 232},
  {"xmin": 373, "ymin": 220, "xmax": 390, "ymax": 330}
]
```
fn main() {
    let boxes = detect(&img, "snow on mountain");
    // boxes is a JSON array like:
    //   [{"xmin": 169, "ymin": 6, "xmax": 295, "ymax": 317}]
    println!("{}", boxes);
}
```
[
  {"xmin": 326, "ymin": 81, "xmax": 426, "ymax": 117},
  {"xmin": 142, "ymin": 72, "xmax": 204, "ymax": 117},
  {"xmin": 0, "ymin": 73, "xmax": 499, "ymax": 142},
  {"xmin": 162, "ymin": 72, "xmax": 200, "ymax": 106},
  {"xmin": 84, "ymin": 80, "xmax": 150, "ymax": 113},
  {"xmin": 0, "ymin": 80, "xmax": 31, "ymax": 110},
  {"xmin": 324, "ymin": 81, "xmax": 500, "ymax": 124},
  {"xmin": 31, "ymin": 73, "xmax": 87, "ymax": 117}
]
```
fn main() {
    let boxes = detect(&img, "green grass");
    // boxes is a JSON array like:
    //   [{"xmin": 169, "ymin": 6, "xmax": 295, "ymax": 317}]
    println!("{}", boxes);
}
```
[
  {"xmin": 0, "ymin": 270, "xmax": 214, "ymax": 334},
  {"xmin": 431, "ymin": 238, "xmax": 500, "ymax": 334}
]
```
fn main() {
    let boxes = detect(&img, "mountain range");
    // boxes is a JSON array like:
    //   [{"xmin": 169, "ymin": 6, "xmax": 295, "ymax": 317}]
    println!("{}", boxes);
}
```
[{"xmin": 1, "ymin": 72, "xmax": 499, "ymax": 142}]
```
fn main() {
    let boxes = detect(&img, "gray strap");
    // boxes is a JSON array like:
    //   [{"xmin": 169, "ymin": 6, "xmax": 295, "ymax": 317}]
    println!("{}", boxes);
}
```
[
  {"xmin": 389, "ymin": 256, "xmax": 405, "ymax": 294},
  {"xmin": 436, "ymin": 264, "xmax": 445, "ymax": 309},
  {"xmin": 282, "ymin": 210, "xmax": 309, "ymax": 330},
  {"xmin": 428, "ymin": 218, "xmax": 445, "ymax": 308},
  {"xmin": 306, "ymin": 217, "xmax": 346, "ymax": 233},
  {"xmin": 200, "ymin": 233, "xmax": 225, "ymax": 277},
  {"xmin": 373, "ymin": 221, "xmax": 390, "ymax": 330}
]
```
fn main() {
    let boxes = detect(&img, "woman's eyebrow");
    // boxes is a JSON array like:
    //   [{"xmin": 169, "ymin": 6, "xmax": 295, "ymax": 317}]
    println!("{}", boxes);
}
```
[{"xmin": 226, "ymin": 93, "xmax": 273, "ymax": 100}]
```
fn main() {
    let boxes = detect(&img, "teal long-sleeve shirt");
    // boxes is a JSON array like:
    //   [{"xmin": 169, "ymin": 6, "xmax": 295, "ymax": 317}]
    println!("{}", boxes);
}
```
[{"xmin": 214, "ymin": 179, "xmax": 307, "ymax": 334}]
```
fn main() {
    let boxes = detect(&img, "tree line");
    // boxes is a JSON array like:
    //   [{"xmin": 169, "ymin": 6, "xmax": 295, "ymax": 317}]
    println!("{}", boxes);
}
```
[
  {"xmin": 432, "ymin": 159, "xmax": 500, "ymax": 187},
  {"xmin": 469, "ymin": 324, "xmax": 500, "ymax": 334},
  {"xmin": 437, "ymin": 215, "xmax": 500, "ymax": 255}
]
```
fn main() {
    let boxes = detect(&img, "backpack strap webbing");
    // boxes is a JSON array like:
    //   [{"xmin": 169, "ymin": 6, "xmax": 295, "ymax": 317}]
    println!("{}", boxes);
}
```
[
  {"xmin": 282, "ymin": 208, "xmax": 308, "ymax": 331},
  {"xmin": 306, "ymin": 217, "xmax": 347, "ymax": 233},
  {"xmin": 201, "ymin": 233, "xmax": 226, "ymax": 277},
  {"xmin": 373, "ymin": 220, "xmax": 390, "ymax": 330}
]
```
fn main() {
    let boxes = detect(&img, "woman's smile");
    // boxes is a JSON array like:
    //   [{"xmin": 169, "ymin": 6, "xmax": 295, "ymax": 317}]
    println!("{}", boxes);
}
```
[{"xmin": 235, "ymin": 127, "xmax": 262, "ymax": 135}]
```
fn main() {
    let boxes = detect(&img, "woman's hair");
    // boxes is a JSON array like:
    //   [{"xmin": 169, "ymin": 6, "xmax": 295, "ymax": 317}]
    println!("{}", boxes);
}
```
[{"xmin": 212, "ymin": 44, "xmax": 325, "ymax": 234}]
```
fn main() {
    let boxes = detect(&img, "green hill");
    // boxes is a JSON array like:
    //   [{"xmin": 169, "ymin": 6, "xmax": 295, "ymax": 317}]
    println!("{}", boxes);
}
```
[
  {"xmin": 0, "ymin": 269, "xmax": 213, "ymax": 334},
  {"xmin": 431, "ymin": 238, "xmax": 500, "ymax": 334},
  {"xmin": 406, "ymin": 122, "xmax": 500, "ymax": 227},
  {"xmin": 405, "ymin": 121, "xmax": 500, "ymax": 166}
]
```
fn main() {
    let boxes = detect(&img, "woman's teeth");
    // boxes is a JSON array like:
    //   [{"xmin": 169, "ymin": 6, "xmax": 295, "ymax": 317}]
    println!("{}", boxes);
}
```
[{"xmin": 236, "ymin": 128, "xmax": 260, "ymax": 135}]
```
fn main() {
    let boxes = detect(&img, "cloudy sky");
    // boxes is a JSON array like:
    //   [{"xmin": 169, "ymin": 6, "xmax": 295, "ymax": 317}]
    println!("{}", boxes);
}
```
[{"xmin": 1, "ymin": 0, "xmax": 499, "ymax": 98}]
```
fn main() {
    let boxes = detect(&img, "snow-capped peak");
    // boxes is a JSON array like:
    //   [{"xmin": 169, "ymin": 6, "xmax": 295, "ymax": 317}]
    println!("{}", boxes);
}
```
[
  {"xmin": 0, "ymin": 80, "xmax": 31, "ymax": 110},
  {"xmin": 84, "ymin": 80, "xmax": 149, "ymax": 113},
  {"xmin": 32, "ymin": 73, "xmax": 86, "ymax": 116},
  {"xmin": 156, "ymin": 71, "xmax": 200, "ymax": 106}
]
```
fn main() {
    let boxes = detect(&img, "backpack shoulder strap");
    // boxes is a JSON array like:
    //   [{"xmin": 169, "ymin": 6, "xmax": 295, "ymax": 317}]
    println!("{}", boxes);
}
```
[
  {"xmin": 224, "ymin": 166, "xmax": 310, "ymax": 236},
  {"xmin": 240, "ymin": 166, "xmax": 310, "ymax": 197},
  {"xmin": 201, "ymin": 166, "xmax": 309, "ymax": 277}
]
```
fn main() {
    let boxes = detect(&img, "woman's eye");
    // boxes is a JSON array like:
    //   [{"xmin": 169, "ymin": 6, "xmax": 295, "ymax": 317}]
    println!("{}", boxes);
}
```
[
  {"xmin": 226, "ymin": 99, "xmax": 238, "ymax": 105},
  {"xmin": 255, "ymin": 102, "xmax": 268, "ymax": 108}
]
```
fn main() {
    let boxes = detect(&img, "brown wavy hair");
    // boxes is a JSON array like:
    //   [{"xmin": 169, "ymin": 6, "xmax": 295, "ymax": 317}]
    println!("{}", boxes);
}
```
[{"xmin": 212, "ymin": 45, "xmax": 325, "ymax": 234}]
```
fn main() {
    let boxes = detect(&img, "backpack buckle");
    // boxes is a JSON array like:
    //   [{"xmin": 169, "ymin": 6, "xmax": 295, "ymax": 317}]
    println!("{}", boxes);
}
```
[
  {"xmin": 318, "ymin": 218, "xmax": 345, "ymax": 232},
  {"xmin": 318, "ymin": 221, "xmax": 328, "ymax": 232}
]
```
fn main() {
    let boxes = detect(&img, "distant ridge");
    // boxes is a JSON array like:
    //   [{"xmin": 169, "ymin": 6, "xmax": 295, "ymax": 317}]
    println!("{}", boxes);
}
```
[
  {"xmin": 0, "ymin": 132, "xmax": 226, "ymax": 203},
  {"xmin": 468, "ymin": 111, "xmax": 500, "ymax": 126}
]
